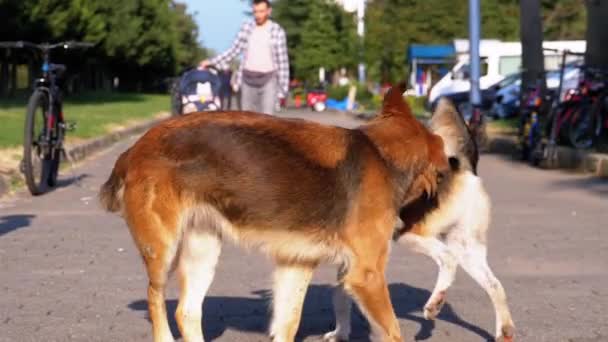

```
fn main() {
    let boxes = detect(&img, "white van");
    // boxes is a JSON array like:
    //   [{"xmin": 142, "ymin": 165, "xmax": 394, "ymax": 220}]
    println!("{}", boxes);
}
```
[{"xmin": 428, "ymin": 39, "xmax": 586, "ymax": 106}]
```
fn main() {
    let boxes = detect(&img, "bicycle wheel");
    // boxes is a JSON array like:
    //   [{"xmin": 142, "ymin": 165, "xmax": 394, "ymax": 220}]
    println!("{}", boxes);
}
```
[
  {"xmin": 23, "ymin": 90, "xmax": 53, "ymax": 195},
  {"xmin": 568, "ymin": 102, "xmax": 596, "ymax": 149},
  {"xmin": 47, "ymin": 145, "xmax": 61, "ymax": 187}
]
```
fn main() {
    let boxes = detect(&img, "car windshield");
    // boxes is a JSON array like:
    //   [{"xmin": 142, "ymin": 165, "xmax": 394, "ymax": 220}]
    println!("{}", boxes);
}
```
[
  {"xmin": 497, "ymin": 73, "xmax": 520, "ymax": 88},
  {"xmin": 546, "ymin": 65, "xmax": 579, "ymax": 79}
]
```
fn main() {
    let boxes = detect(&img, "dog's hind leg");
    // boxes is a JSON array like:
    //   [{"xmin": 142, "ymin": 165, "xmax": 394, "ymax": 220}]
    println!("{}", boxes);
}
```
[
  {"xmin": 324, "ymin": 264, "xmax": 352, "ymax": 342},
  {"xmin": 269, "ymin": 263, "xmax": 315, "ymax": 342},
  {"xmin": 125, "ymin": 200, "xmax": 180, "ymax": 342},
  {"xmin": 397, "ymin": 232, "xmax": 458, "ymax": 320},
  {"xmin": 449, "ymin": 239, "xmax": 514, "ymax": 341},
  {"xmin": 141, "ymin": 238, "xmax": 178, "ymax": 342},
  {"xmin": 175, "ymin": 229, "xmax": 222, "ymax": 342}
]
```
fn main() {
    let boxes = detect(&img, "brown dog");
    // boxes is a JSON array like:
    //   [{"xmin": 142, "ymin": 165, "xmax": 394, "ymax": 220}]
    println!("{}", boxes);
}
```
[
  {"xmin": 325, "ymin": 98, "xmax": 515, "ymax": 342},
  {"xmin": 99, "ymin": 85, "xmax": 449, "ymax": 342}
]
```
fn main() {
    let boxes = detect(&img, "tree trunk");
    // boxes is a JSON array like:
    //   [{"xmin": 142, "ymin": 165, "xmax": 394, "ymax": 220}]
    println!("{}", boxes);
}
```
[
  {"xmin": 28, "ymin": 61, "xmax": 36, "ymax": 89},
  {"xmin": 585, "ymin": 0, "xmax": 608, "ymax": 68},
  {"xmin": 0, "ymin": 50, "xmax": 8, "ymax": 97},
  {"xmin": 9, "ymin": 62, "xmax": 17, "ymax": 97},
  {"xmin": 519, "ymin": 0, "xmax": 546, "ymax": 99}
]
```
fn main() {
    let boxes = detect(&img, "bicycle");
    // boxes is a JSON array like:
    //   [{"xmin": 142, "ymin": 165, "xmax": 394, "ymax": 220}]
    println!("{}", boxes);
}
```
[
  {"xmin": 517, "ymin": 78, "xmax": 553, "ymax": 166},
  {"xmin": 566, "ymin": 67, "xmax": 608, "ymax": 149},
  {"xmin": 0, "ymin": 41, "xmax": 93, "ymax": 195},
  {"xmin": 543, "ymin": 50, "xmax": 586, "ymax": 164}
]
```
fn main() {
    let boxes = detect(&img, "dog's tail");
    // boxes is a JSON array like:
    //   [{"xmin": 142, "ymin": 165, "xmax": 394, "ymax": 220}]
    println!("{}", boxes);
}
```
[
  {"xmin": 99, "ymin": 149, "xmax": 130, "ymax": 212},
  {"xmin": 429, "ymin": 97, "xmax": 479, "ymax": 174}
]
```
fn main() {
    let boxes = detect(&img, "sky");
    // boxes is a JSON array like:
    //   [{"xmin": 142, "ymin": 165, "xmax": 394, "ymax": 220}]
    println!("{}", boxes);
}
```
[{"xmin": 183, "ymin": 0, "xmax": 250, "ymax": 54}]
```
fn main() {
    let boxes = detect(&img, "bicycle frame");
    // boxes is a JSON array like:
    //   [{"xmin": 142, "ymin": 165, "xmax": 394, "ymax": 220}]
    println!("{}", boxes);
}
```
[
  {"xmin": 42, "ymin": 58, "xmax": 55, "ymax": 151},
  {"xmin": 554, "ymin": 87, "xmax": 586, "ymax": 135},
  {"xmin": 548, "ymin": 51, "xmax": 572, "ymax": 146}
]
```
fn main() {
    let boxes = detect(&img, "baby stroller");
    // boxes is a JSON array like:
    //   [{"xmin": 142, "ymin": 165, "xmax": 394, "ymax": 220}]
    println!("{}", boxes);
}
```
[{"xmin": 171, "ymin": 67, "xmax": 223, "ymax": 115}]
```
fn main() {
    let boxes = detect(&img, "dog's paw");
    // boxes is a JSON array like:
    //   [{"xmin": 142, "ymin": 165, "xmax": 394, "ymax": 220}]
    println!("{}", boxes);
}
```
[
  {"xmin": 495, "ymin": 335, "xmax": 514, "ymax": 342},
  {"xmin": 323, "ymin": 330, "xmax": 349, "ymax": 342},
  {"xmin": 423, "ymin": 292, "xmax": 446, "ymax": 320},
  {"xmin": 495, "ymin": 324, "xmax": 515, "ymax": 342}
]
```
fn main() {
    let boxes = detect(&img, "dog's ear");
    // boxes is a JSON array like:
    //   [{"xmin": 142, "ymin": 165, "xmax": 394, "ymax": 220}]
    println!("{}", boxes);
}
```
[
  {"xmin": 381, "ymin": 81, "xmax": 412, "ymax": 117},
  {"xmin": 429, "ymin": 97, "xmax": 478, "ymax": 173}
]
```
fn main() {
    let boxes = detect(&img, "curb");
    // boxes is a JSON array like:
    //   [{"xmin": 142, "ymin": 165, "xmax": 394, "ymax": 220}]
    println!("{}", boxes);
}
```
[
  {"xmin": 481, "ymin": 133, "xmax": 608, "ymax": 178},
  {"xmin": 65, "ymin": 117, "xmax": 165, "ymax": 163},
  {"xmin": 0, "ymin": 116, "xmax": 166, "ymax": 198}
]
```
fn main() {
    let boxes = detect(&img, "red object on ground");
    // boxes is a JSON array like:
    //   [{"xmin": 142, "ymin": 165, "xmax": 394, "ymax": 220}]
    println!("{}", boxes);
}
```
[{"xmin": 306, "ymin": 91, "xmax": 327, "ymax": 108}]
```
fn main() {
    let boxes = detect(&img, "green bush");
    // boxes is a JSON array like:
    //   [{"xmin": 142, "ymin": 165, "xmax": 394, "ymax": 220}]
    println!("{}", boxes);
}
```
[
  {"xmin": 356, "ymin": 83, "xmax": 373, "ymax": 102},
  {"xmin": 370, "ymin": 94, "xmax": 383, "ymax": 110},
  {"xmin": 292, "ymin": 87, "xmax": 306, "ymax": 97},
  {"xmin": 327, "ymin": 85, "xmax": 350, "ymax": 100},
  {"xmin": 327, "ymin": 83, "xmax": 376, "ymax": 110},
  {"xmin": 405, "ymin": 96, "xmax": 428, "ymax": 117}
]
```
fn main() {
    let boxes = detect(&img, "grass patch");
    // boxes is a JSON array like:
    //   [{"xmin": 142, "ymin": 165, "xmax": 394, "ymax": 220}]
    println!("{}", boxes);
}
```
[
  {"xmin": 356, "ymin": 95, "xmax": 430, "ymax": 120},
  {"xmin": 487, "ymin": 117, "xmax": 519, "ymax": 134},
  {"xmin": 0, "ymin": 91, "xmax": 169, "ymax": 149}
]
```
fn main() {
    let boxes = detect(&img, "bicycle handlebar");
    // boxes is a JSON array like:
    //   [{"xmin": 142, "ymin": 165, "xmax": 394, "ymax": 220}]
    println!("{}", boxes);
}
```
[{"xmin": 0, "ymin": 41, "xmax": 94, "ymax": 51}]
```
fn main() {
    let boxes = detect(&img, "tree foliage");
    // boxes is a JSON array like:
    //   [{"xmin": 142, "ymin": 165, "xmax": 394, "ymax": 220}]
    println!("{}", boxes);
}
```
[
  {"xmin": 272, "ymin": 0, "xmax": 358, "ymax": 82},
  {"xmin": 0, "ymin": 0, "xmax": 208, "ymax": 91},
  {"xmin": 542, "ymin": 0, "xmax": 587, "ymax": 40}
]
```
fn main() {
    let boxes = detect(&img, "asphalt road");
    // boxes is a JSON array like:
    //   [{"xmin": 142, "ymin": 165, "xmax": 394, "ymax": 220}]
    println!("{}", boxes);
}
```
[{"xmin": 1, "ymin": 109, "xmax": 607, "ymax": 342}]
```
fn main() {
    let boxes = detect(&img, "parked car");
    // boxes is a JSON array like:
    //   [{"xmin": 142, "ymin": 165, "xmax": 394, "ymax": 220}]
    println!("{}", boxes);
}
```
[
  {"xmin": 428, "ymin": 39, "xmax": 586, "ymax": 107},
  {"xmin": 489, "ymin": 72, "xmax": 522, "ymax": 119},
  {"xmin": 489, "ymin": 63, "xmax": 583, "ymax": 119}
]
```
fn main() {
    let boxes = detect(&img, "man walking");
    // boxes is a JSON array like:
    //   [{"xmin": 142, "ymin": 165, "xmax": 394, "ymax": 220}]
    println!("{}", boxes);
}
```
[{"xmin": 199, "ymin": 0, "xmax": 289, "ymax": 115}]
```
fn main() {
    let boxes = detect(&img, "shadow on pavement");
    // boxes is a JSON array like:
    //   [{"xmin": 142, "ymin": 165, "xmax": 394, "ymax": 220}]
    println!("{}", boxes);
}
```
[
  {"xmin": 549, "ymin": 176, "xmax": 608, "ymax": 197},
  {"xmin": 56, "ymin": 173, "xmax": 90, "ymax": 189},
  {"xmin": 129, "ymin": 283, "xmax": 494, "ymax": 341},
  {"xmin": 0, "ymin": 214, "xmax": 35, "ymax": 236},
  {"xmin": 37, "ymin": 173, "xmax": 91, "ymax": 195}
]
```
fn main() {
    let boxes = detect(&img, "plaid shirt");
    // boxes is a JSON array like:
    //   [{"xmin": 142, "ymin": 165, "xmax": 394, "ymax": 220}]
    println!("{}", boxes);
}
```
[{"xmin": 210, "ymin": 20, "xmax": 290, "ymax": 98}]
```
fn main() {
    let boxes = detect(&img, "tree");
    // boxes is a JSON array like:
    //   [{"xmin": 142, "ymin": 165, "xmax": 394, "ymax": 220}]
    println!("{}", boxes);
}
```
[
  {"xmin": 519, "ymin": 0, "xmax": 546, "ymax": 98},
  {"xmin": 294, "ymin": 3, "xmax": 340, "ymax": 81},
  {"xmin": 171, "ymin": 2, "xmax": 209, "ymax": 72},
  {"xmin": 0, "ymin": 0, "xmax": 210, "ymax": 95},
  {"xmin": 584, "ymin": 0, "xmax": 608, "ymax": 68},
  {"xmin": 273, "ymin": 0, "xmax": 358, "ymax": 82},
  {"xmin": 542, "ymin": 0, "xmax": 587, "ymax": 40},
  {"xmin": 272, "ymin": 0, "xmax": 314, "ymax": 67}
]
